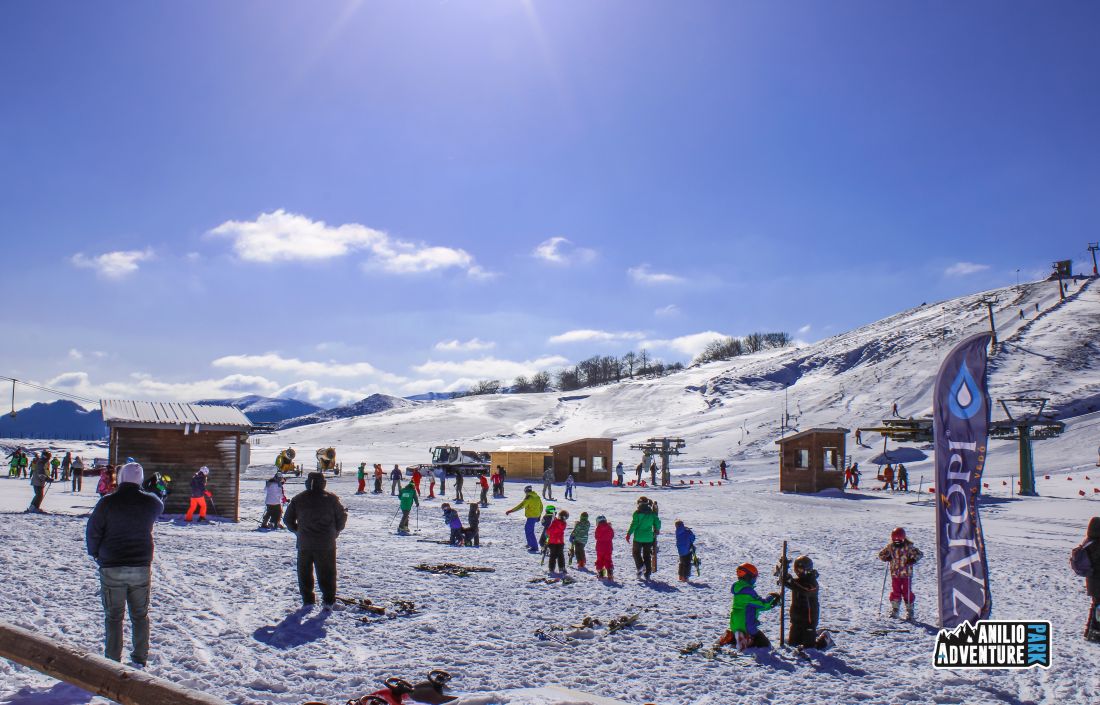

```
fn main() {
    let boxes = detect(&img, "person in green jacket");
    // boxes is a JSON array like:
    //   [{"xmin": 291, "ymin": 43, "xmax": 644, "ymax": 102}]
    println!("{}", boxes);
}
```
[
  {"xmin": 397, "ymin": 482, "xmax": 419, "ymax": 535},
  {"xmin": 720, "ymin": 563, "xmax": 778, "ymax": 649},
  {"xmin": 569, "ymin": 511, "xmax": 591, "ymax": 569},
  {"xmin": 505, "ymin": 485, "xmax": 543, "ymax": 553},
  {"xmin": 626, "ymin": 497, "xmax": 662, "ymax": 580},
  {"xmin": 356, "ymin": 463, "xmax": 367, "ymax": 495}
]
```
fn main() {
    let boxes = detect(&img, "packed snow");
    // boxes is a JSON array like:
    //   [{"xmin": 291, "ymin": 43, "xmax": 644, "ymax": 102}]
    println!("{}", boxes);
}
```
[{"xmin": 2, "ymin": 278, "xmax": 1099, "ymax": 705}]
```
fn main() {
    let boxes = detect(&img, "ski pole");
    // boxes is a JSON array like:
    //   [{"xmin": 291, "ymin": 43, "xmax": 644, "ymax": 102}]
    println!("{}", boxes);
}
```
[
  {"xmin": 779, "ymin": 540, "xmax": 787, "ymax": 648},
  {"xmin": 878, "ymin": 563, "xmax": 889, "ymax": 616},
  {"xmin": 387, "ymin": 506, "xmax": 402, "ymax": 528},
  {"xmin": 415, "ymin": 504, "xmax": 419, "ymax": 533}
]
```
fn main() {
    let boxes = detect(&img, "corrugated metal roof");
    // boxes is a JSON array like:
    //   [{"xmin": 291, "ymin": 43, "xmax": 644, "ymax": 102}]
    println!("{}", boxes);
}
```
[{"xmin": 100, "ymin": 399, "xmax": 252, "ymax": 428}]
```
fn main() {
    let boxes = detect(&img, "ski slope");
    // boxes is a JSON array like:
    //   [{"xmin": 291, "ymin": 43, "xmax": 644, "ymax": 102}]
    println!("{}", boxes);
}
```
[{"xmin": 2, "ymin": 277, "xmax": 1099, "ymax": 705}]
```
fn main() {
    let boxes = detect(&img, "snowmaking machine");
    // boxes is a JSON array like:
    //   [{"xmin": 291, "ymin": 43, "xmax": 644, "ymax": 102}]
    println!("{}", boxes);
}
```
[
  {"xmin": 420, "ymin": 445, "xmax": 491, "ymax": 478},
  {"xmin": 316, "ymin": 447, "xmax": 342, "ymax": 476},
  {"xmin": 275, "ymin": 448, "xmax": 300, "ymax": 477}
]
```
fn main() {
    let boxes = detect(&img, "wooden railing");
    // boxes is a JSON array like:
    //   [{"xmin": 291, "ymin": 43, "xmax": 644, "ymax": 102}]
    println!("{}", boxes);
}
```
[{"xmin": 0, "ymin": 621, "xmax": 226, "ymax": 705}]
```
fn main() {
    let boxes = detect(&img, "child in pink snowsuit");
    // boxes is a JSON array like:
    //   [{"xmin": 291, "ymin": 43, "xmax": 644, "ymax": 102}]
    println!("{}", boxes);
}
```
[
  {"xmin": 878, "ymin": 526, "xmax": 923, "ymax": 619},
  {"xmin": 594, "ymin": 515, "xmax": 615, "ymax": 580}
]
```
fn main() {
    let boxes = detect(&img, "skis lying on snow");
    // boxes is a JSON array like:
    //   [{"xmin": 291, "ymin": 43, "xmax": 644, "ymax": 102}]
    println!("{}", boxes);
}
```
[
  {"xmin": 680, "ymin": 641, "xmax": 814, "ymax": 664},
  {"xmin": 335, "ymin": 596, "xmax": 417, "ymax": 620},
  {"xmin": 414, "ymin": 563, "xmax": 495, "ymax": 578},
  {"xmin": 535, "ymin": 611, "xmax": 644, "ymax": 645}
]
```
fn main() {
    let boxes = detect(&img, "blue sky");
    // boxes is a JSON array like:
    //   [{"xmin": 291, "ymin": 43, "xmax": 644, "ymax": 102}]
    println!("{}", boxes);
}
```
[{"xmin": 2, "ymin": 1, "xmax": 1097, "ymax": 408}]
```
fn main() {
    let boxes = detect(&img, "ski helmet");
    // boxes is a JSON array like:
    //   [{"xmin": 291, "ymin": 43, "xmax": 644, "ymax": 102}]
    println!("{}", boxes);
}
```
[
  {"xmin": 596, "ymin": 515, "xmax": 607, "ymax": 523},
  {"xmin": 793, "ymin": 555, "xmax": 814, "ymax": 573},
  {"xmin": 199, "ymin": 466, "xmax": 210, "ymax": 475},
  {"xmin": 524, "ymin": 485, "xmax": 533, "ymax": 493},
  {"xmin": 736, "ymin": 563, "xmax": 758, "ymax": 580},
  {"xmin": 891, "ymin": 527, "xmax": 906, "ymax": 542},
  {"xmin": 545, "ymin": 505, "xmax": 556, "ymax": 514}
]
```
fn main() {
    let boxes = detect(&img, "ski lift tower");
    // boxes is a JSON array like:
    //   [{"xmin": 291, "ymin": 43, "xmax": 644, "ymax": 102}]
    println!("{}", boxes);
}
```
[
  {"xmin": 990, "ymin": 397, "xmax": 1065, "ymax": 497},
  {"xmin": 628, "ymin": 437, "xmax": 686, "ymax": 481}
]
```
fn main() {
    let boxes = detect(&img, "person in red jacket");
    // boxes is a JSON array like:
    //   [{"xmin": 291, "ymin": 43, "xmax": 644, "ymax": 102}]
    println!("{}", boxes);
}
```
[
  {"xmin": 546, "ymin": 509, "xmax": 568, "ymax": 575},
  {"xmin": 478, "ymin": 472, "xmax": 490, "ymax": 507},
  {"xmin": 594, "ymin": 515, "xmax": 615, "ymax": 581},
  {"xmin": 411, "ymin": 468, "xmax": 422, "ymax": 496}
]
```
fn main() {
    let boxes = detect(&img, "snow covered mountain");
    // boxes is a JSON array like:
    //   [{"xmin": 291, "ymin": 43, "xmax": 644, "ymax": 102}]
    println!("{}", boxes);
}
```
[
  {"xmin": 0, "ymin": 400, "xmax": 106, "ymax": 440},
  {"xmin": 262, "ymin": 277, "xmax": 1098, "ymax": 473},
  {"xmin": 192, "ymin": 395, "xmax": 324, "ymax": 424},
  {"xmin": 275, "ymin": 393, "xmax": 420, "ymax": 431}
]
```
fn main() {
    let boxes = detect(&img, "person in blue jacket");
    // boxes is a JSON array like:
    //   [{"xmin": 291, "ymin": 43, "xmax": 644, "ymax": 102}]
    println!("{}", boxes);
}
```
[{"xmin": 675, "ymin": 520, "xmax": 696, "ymax": 582}]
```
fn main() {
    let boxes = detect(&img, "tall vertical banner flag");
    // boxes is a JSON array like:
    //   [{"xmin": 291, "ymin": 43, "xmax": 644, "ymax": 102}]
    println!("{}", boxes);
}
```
[{"xmin": 933, "ymin": 333, "xmax": 994, "ymax": 629}]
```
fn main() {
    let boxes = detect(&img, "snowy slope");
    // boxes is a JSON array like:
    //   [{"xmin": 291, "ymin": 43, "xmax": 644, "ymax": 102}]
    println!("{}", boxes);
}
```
[
  {"xmin": 275, "ymin": 394, "xmax": 421, "ymax": 431},
  {"xmin": 193, "ymin": 395, "xmax": 325, "ymax": 425}
]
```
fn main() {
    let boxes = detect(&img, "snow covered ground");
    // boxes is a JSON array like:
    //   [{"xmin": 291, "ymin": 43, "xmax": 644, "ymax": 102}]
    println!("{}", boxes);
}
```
[{"xmin": 2, "ymin": 278, "xmax": 1099, "ymax": 704}]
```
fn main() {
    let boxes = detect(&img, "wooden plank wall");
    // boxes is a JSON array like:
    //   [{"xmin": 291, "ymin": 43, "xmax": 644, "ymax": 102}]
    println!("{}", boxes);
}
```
[
  {"xmin": 490, "ymin": 451, "xmax": 552, "ymax": 480},
  {"xmin": 110, "ymin": 428, "xmax": 242, "ymax": 520}
]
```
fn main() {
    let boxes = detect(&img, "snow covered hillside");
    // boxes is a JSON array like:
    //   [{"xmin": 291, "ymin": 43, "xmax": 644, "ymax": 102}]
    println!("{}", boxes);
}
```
[{"xmin": 275, "ymin": 394, "xmax": 420, "ymax": 431}]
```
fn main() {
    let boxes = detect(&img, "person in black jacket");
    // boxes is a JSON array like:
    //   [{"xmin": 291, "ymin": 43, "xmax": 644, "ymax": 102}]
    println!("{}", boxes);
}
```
[
  {"xmin": 284, "ymin": 472, "xmax": 348, "ymax": 610},
  {"xmin": 1082, "ymin": 517, "xmax": 1100, "ymax": 642},
  {"xmin": 85, "ymin": 462, "xmax": 164, "ymax": 665},
  {"xmin": 783, "ymin": 555, "xmax": 831, "ymax": 649}
]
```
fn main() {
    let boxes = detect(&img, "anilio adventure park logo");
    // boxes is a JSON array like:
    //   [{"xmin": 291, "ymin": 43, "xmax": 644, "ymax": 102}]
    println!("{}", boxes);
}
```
[{"xmin": 933, "ymin": 621, "xmax": 1051, "ymax": 669}]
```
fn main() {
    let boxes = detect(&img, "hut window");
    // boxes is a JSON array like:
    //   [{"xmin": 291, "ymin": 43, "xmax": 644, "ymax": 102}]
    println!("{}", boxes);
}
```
[
  {"xmin": 823, "ymin": 448, "xmax": 839, "ymax": 471},
  {"xmin": 797, "ymin": 449, "xmax": 809, "ymax": 468},
  {"xmin": 592, "ymin": 456, "xmax": 605, "ymax": 472}
]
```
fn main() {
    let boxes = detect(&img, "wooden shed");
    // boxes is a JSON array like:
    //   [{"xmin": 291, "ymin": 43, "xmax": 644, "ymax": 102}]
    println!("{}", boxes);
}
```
[
  {"xmin": 550, "ymin": 438, "xmax": 615, "ymax": 483},
  {"xmin": 102, "ymin": 400, "xmax": 253, "ymax": 521},
  {"xmin": 490, "ymin": 448, "xmax": 553, "ymax": 480},
  {"xmin": 775, "ymin": 427, "xmax": 848, "ymax": 494}
]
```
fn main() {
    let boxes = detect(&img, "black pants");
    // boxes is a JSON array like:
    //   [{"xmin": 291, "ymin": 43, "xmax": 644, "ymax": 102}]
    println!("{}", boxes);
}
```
[
  {"xmin": 261, "ymin": 504, "xmax": 283, "ymax": 528},
  {"xmin": 571, "ymin": 541, "xmax": 586, "ymax": 566},
  {"xmin": 449, "ymin": 527, "xmax": 464, "ymax": 545},
  {"xmin": 373, "ymin": 477, "xmax": 382, "ymax": 493},
  {"xmin": 678, "ymin": 554, "xmax": 692, "ymax": 580},
  {"xmin": 72, "ymin": 473, "xmax": 82, "ymax": 492},
  {"xmin": 296, "ymin": 548, "xmax": 337, "ymax": 606},
  {"xmin": 391, "ymin": 479, "xmax": 400, "ymax": 495},
  {"xmin": 548, "ymin": 544, "xmax": 566, "ymax": 573},
  {"xmin": 31, "ymin": 485, "xmax": 45, "ymax": 510},
  {"xmin": 464, "ymin": 526, "xmax": 479, "ymax": 547},
  {"xmin": 1086, "ymin": 598, "xmax": 1100, "ymax": 642},
  {"xmin": 632, "ymin": 541, "xmax": 654, "ymax": 577},
  {"xmin": 398, "ymin": 510, "xmax": 411, "ymax": 533},
  {"xmin": 480, "ymin": 487, "xmax": 488, "ymax": 507},
  {"xmin": 454, "ymin": 481, "xmax": 463, "ymax": 501}
]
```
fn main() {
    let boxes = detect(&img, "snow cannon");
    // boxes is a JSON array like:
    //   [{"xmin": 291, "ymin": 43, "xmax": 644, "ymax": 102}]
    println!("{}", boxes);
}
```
[
  {"xmin": 1093, "ymin": 488, "xmax": 1099, "ymax": 494},
  {"xmin": 1079, "ymin": 490, "xmax": 1086, "ymax": 497},
  {"xmin": 316, "ymin": 447, "xmax": 338, "ymax": 473}
]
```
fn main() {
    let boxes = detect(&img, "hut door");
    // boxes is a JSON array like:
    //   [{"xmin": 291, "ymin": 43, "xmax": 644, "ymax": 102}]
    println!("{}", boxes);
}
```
[{"xmin": 823, "ymin": 447, "xmax": 839, "ymax": 471}]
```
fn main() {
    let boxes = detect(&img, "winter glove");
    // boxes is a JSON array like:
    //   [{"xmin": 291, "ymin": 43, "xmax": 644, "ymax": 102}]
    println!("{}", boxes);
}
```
[
  {"xmin": 204, "ymin": 491, "xmax": 212, "ymax": 498},
  {"xmin": 766, "ymin": 592, "xmax": 781, "ymax": 606}
]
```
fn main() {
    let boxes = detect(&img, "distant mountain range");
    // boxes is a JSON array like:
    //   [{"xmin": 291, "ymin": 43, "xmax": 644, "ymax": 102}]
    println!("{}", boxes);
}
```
[
  {"xmin": 276, "ymin": 394, "xmax": 419, "ymax": 430},
  {"xmin": 404, "ymin": 391, "xmax": 461, "ymax": 402},
  {"xmin": 193, "ymin": 395, "xmax": 323, "ymax": 424},
  {"xmin": 0, "ymin": 400, "xmax": 106, "ymax": 440}
]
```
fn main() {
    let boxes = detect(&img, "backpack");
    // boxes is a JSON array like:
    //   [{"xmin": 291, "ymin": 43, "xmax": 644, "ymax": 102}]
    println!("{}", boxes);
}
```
[{"xmin": 1071, "ymin": 541, "xmax": 1093, "ymax": 577}]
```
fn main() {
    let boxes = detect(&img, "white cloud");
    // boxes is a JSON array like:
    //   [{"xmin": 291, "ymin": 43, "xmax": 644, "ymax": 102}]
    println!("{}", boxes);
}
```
[
  {"xmin": 628, "ymin": 264, "xmax": 684, "ymax": 285},
  {"xmin": 46, "ymin": 371, "xmax": 282, "ymax": 402},
  {"xmin": 798, "ymin": 324, "xmax": 812, "ymax": 335},
  {"xmin": 70, "ymin": 248, "xmax": 154, "ymax": 279},
  {"xmin": 211, "ymin": 352, "xmax": 407, "ymax": 383},
  {"xmin": 654, "ymin": 304, "xmax": 680, "ymax": 318},
  {"xmin": 412, "ymin": 355, "xmax": 569, "ymax": 381},
  {"xmin": 642, "ymin": 331, "xmax": 729, "ymax": 359},
  {"xmin": 547, "ymin": 329, "xmax": 646, "ymax": 345},
  {"xmin": 68, "ymin": 348, "xmax": 83, "ymax": 361},
  {"xmin": 208, "ymin": 209, "xmax": 488, "ymax": 278},
  {"xmin": 533, "ymin": 237, "xmax": 597, "ymax": 265},
  {"xmin": 275, "ymin": 381, "xmax": 366, "ymax": 407},
  {"xmin": 434, "ymin": 338, "xmax": 496, "ymax": 352},
  {"xmin": 944, "ymin": 262, "xmax": 990, "ymax": 277}
]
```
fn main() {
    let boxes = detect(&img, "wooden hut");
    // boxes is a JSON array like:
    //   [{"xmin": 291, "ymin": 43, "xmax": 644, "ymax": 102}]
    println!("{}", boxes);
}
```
[
  {"xmin": 775, "ymin": 427, "xmax": 848, "ymax": 494},
  {"xmin": 101, "ymin": 400, "xmax": 253, "ymax": 521},
  {"xmin": 550, "ymin": 438, "xmax": 615, "ymax": 483},
  {"xmin": 489, "ymin": 448, "xmax": 553, "ymax": 480}
]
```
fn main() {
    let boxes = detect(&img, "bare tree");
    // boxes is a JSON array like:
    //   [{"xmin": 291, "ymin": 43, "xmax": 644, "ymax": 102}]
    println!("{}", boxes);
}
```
[
  {"xmin": 531, "ymin": 371, "xmax": 551, "ymax": 393},
  {"xmin": 512, "ymin": 376, "xmax": 532, "ymax": 393},
  {"xmin": 638, "ymin": 348, "xmax": 650, "ymax": 375},
  {"xmin": 556, "ymin": 368, "xmax": 582, "ymax": 391},
  {"xmin": 622, "ymin": 351, "xmax": 637, "ymax": 378},
  {"xmin": 469, "ymin": 379, "xmax": 502, "ymax": 395},
  {"xmin": 744, "ymin": 332, "xmax": 765, "ymax": 353}
]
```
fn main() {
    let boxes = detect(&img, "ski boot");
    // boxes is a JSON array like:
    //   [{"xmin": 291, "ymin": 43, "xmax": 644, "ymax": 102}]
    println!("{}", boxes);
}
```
[
  {"xmin": 904, "ymin": 602, "xmax": 914, "ymax": 621},
  {"xmin": 889, "ymin": 600, "xmax": 900, "ymax": 618}
]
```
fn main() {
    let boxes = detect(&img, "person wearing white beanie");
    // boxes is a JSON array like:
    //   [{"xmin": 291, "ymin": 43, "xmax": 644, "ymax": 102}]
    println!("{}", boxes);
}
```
[
  {"xmin": 85, "ymin": 460, "xmax": 163, "ymax": 666},
  {"xmin": 185, "ymin": 466, "xmax": 211, "ymax": 523}
]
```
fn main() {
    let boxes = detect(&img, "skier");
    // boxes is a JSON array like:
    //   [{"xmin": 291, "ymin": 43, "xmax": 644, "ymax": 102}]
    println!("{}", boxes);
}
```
[
  {"xmin": 466, "ymin": 501, "xmax": 480, "ymax": 547},
  {"xmin": 436, "ymin": 465, "xmax": 447, "ymax": 496},
  {"xmin": 60, "ymin": 451, "xmax": 72, "ymax": 482},
  {"xmin": 594, "ymin": 515, "xmax": 614, "ymax": 580},
  {"xmin": 880, "ymin": 464, "xmax": 895, "ymax": 491},
  {"xmin": 855, "ymin": 429, "xmax": 863, "ymax": 446},
  {"xmin": 97, "ymin": 464, "xmax": 116, "ymax": 497},
  {"xmin": 390, "ymin": 465, "xmax": 402, "ymax": 496},
  {"xmin": 428, "ymin": 468, "xmax": 436, "ymax": 499},
  {"xmin": 546, "ymin": 509, "xmax": 568, "ymax": 576},
  {"xmin": 851, "ymin": 462, "xmax": 861, "ymax": 489},
  {"xmin": 453, "ymin": 470, "xmax": 464, "ymax": 503},
  {"xmin": 505, "ymin": 486, "xmax": 543, "ymax": 553},
  {"xmin": 542, "ymin": 464, "xmax": 555, "ymax": 500},
  {"xmin": 7, "ymin": 452, "xmax": 18, "ymax": 478},
  {"xmin": 497, "ymin": 465, "xmax": 507, "ymax": 496},
  {"xmin": 565, "ymin": 472, "xmax": 576, "ymax": 501},
  {"xmin": 356, "ymin": 463, "xmax": 367, "ymax": 495},
  {"xmin": 878, "ymin": 527, "xmax": 923, "ymax": 619},
  {"xmin": 398, "ymin": 481, "xmax": 419, "ymax": 535},
  {"xmin": 1073, "ymin": 517, "xmax": 1100, "ymax": 642},
  {"xmin": 615, "ymin": 461, "xmax": 625, "ymax": 487},
  {"xmin": 412, "ymin": 467, "xmax": 423, "ymax": 497},
  {"xmin": 649, "ymin": 461, "xmax": 658, "ymax": 487},
  {"xmin": 85, "ymin": 461, "xmax": 163, "ymax": 666},
  {"xmin": 897, "ymin": 464, "xmax": 909, "ymax": 492},
  {"xmin": 626, "ymin": 497, "xmax": 661, "ymax": 580},
  {"xmin": 372, "ymin": 464, "xmax": 384, "ymax": 494},
  {"xmin": 50, "ymin": 454, "xmax": 61, "ymax": 480},
  {"xmin": 478, "ymin": 471, "xmax": 489, "ymax": 507},
  {"xmin": 891, "ymin": 402, "xmax": 900, "ymax": 417},
  {"xmin": 720, "ymin": 563, "xmax": 778, "ymax": 649},
  {"xmin": 260, "ymin": 472, "xmax": 287, "ymax": 529},
  {"xmin": 184, "ymin": 467, "xmax": 211, "ymax": 523},
  {"xmin": 844, "ymin": 465, "xmax": 853, "ymax": 489},
  {"xmin": 719, "ymin": 460, "xmax": 728, "ymax": 480},
  {"xmin": 492, "ymin": 467, "xmax": 504, "ymax": 498},
  {"xmin": 783, "ymin": 555, "xmax": 831, "ymax": 649},
  {"xmin": 441, "ymin": 502, "xmax": 463, "ymax": 545},
  {"xmin": 675, "ymin": 520, "xmax": 696, "ymax": 582},
  {"xmin": 570, "ymin": 511, "xmax": 591, "ymax": 569},
  {"xmin": 71, "ymin": 455, "xmax": 84, "ymax": 492},
  {"xmin": 28, "ymin": 451, "xmax": 54, "ymax": 513},
  {"xmin": 284, "ymin": 472, "xmax": 348, "ymax": 610},
  {"xmin": 634, "ymin": 461, "xmax": 643, "ymax": 485},
  {"xmin": 538, "ymin": 505, "xmax": 556, "ymax": 550}
]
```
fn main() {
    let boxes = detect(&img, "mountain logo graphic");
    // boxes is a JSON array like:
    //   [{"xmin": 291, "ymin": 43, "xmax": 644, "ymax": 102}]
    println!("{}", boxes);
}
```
[{"xmin": 933, "ymin": 620, "xmax": 1051, "ymax": 670}]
